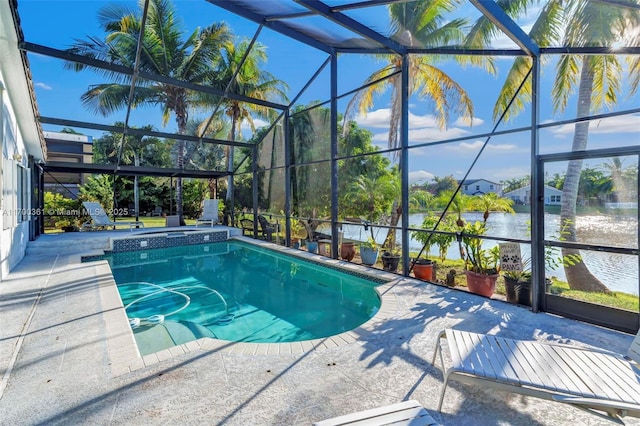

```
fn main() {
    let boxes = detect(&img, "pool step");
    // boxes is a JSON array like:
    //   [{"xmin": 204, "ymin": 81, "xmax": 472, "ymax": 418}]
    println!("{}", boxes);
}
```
[{"xmin": 26, "ymin": 233, "xmax": 112, "ymax": 255}]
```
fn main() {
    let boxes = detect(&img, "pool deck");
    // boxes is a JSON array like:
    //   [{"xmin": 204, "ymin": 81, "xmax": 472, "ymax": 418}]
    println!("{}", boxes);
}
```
[{"xmin": 1, "ymin": 230, "xmax": 639, "ymax": 425}]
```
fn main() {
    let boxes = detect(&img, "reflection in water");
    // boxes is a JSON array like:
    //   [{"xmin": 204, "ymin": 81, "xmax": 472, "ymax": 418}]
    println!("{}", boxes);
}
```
[{"xmin": 334, "ymin": 212, "xmax": 639, "ymax": 295}]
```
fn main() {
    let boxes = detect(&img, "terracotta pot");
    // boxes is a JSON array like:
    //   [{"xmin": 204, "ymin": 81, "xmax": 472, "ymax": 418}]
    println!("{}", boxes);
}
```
[
  {"xmin": 465, "ymin": 270, "xmax": 499, "ymax": 298},
  {"xmin": 412, "ymin": 259, "xmax": 434, "ymax": 281},
  {"xmin": 340, "ymin": 242, "xmax": 356, "ymax": 261}
]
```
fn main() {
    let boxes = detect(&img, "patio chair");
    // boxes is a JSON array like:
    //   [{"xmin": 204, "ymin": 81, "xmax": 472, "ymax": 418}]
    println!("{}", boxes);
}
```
[
  {"xmin": 432, "ymin": 328, "xmax": 640, "ymax": 423},
  {"xmin": 195, "ymin": 199, "xmax": 219, "ymax": 227},
  {"xmin": 81, "ymin": 201, "xmax": 144, "ymax": 231},
  {"xmin": 257, "ymin": 214, "xmax": 278, "ymax": 241},
  {"xmin": 240, "ymin": 218, "xmax": 255, "ymax": 236},
  {"xmin": 313, "ymin": 400, "xmax": 440, "ymax": 426},
  {"xmin": 152, "ymin": 206, "xmax": 163, "ymax": 216}
]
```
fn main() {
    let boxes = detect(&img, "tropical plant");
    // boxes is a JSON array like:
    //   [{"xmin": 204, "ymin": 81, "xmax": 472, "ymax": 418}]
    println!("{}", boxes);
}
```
[
  {"xmin": 461, "ymin": 221, "xmax": 500, "ymax": 275},
  {"xmin": 436, "ymin": 190, "xmax": 472, "ymax": 227},
  {"xmin": 468, "ymin": 1, "xmax": 640, "ymax": 292},
  {"xmin": 470, "ymin": 192, "xmax": 515, "ymax": 223},
  {"xmin": 203, "ymin": 39, "xmax": 288, "ymax": 216},
  {"xmin": 79, "ymin": 174, "xmax": 114, "ymax": 212},
  {"xmin": 361, "ymin": 237, "xmax": 379, "ymax": 251},
  {"xmin": 344, "ymin": 0, "xmax": 492, "ymax": 250},
  {"xmin": 66, "ymin": 0, "xmax": 233, "ymax": 223}
]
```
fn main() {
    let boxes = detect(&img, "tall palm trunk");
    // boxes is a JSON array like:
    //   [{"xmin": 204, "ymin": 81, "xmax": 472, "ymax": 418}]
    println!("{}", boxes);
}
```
[
  {"xmin": 225, "ymin": 108, "xmax": 239, "ymax": 224},
  {"xmin": 134, "ymin": 152, "xmax": 140, "ymax": 221},
  {"xmin": 175, "ymin": 103, "xmax": 188, "ymax": 224},
  {"xmin": 560, "ymin": 60, "xmax": 608, "ymax": 293},
  {"xmin": 208, "ymin": 178, "xmax": 217, "ymax": 199}
]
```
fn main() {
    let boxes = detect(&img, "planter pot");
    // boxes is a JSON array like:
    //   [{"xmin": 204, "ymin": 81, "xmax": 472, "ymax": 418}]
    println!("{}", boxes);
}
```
[
  {"xmin": 360, "ymin": 245, "xmax": 379, "ymax": 266},
  {"xmin": 381, "ymin": 252, "xmax": 400, "ymax": 272},
  {"xmin": 465, "ymin": 270, "xmax": 499, "ymax": 298},
  {"xmin": 412, "ymin": 259, "xmax": 434, "ymax": 281},
  {"xmin": 505, "ymin": 277, "xmax": 531, "ymax": 305},
  {"xmin": 306, "ymin": 240, "xmax": 318, "ymax": 254},
  {"xmin": 340, "ymin": 242, "xmax": 356, "ymax": 261},
  {"xmin": 505, "ymin": 277, "xmax": 552, "ymax": 306}
]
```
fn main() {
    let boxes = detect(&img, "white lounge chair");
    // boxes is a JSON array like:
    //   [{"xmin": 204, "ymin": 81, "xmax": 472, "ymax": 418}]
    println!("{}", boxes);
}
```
[
  {"xmin": 432, "ymin": 328, "xmax": 640, "ymax": 423},
  {"xmin": 81, "ymin": 201, "xmax": 144, "ymax": 231},
  {"xmin": 313, "ymin": 400, "xmax": 440, "ymax": 426},
  {"xmin": 195, "ymin": 199, "xmax": 219, "ymax": 227}
]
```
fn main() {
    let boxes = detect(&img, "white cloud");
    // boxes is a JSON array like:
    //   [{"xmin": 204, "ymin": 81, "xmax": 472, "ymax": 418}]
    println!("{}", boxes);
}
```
[
  {"xmin": 35, "ymin": 82, "xmax": 52, "ymax": 90},
  {"xmin": 409, "ymin": 170, "xmax": 434, "ymax": 184},
  {"xmin": 357, "ymin": 107, "xmax": 495, "ymax": 146},
  {"xmin": 550, "ymin": 114, "xmax": 640, "ymax": 136},
  {"xmin": 241, "ymin": 118, "xmax": 269, "ymax": 131},
  {"xmin": 445, "ymin": 140, "xmax": 518, "ymax": 152},
  {"xmin": 409, "ymin": 127, "xmax": 470, "ymax": 143},
  {"xmin": 454, "ymin": 116, "xmax": 484, "ymax": 127},
  {"xmin": 354, "ymin": 108, "xmax": 393, "ymax": 128}
]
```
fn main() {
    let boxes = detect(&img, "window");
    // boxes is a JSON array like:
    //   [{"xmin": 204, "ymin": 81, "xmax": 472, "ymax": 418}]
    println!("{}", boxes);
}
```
[
  {"xmin": 17, "ymin": 164, "xmax": 28, "ymax": 223},
  {"xmin": 464, "ymin": 185, "xmax": 468, "ymax": 191},
  {"xmin": 490, "ymin": 184, "xmax": 494, "ymax": 190},
  {"xmin": 476, "ymin": 185, "xmax": 480, "ymax": 191},
  {"xmin": 550, "ymin": 195, "xmax": 561, "ymax": 203}
]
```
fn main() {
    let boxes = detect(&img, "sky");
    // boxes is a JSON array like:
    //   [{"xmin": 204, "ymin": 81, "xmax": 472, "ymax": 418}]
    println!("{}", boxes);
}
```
[{"xmin": 16, "ymin": 0, "xmax": 640, "ymax": 185}]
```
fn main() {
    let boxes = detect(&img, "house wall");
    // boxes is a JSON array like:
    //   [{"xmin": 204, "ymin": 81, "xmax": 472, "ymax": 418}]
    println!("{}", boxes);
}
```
[
  {"xmin": 461, "ymin": 180, "xmax": 502, "ymax": 196},
  {"xmin": 504, "ymin": 185, "xmax": 563, "ymax": 205},
  {"xmin": 0, "ymin": 70, "xmax": 33, "ymax": 280}
]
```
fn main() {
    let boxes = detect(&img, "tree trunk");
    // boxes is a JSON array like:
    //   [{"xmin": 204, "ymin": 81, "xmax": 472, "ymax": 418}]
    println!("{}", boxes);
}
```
[
  {"xmin": 384, "ymin": 199, "xmax": 401, "ymax": 249},
  {"xmin": 175, "ymin": 101, "xmax": 188, "ymax": 225},
  {"xmin": 225, "ymin": 109, "xmax": 239, "ymax": 224},
  {"xmin": 560, "ymin": 60, "xmax": 609, "ymax": 293},
  {"xmin": 134, "ymin": 152, "xmax": 140, "ymax": 222},
  {"xmin": 208, "ymin": 178, "xmax": 217, "ymax": 199}
]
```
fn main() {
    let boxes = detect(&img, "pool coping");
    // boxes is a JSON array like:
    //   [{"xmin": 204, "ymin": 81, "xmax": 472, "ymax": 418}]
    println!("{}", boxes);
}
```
[{"xmin": 75, "ymin": 236, "xmax": 409, "ymax": 377}]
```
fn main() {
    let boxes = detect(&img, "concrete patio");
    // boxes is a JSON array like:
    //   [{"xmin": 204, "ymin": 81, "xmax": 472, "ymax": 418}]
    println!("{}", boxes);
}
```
[{"xmin": 1, "ymin": 232, "xmax": 638, "ymax": 425}]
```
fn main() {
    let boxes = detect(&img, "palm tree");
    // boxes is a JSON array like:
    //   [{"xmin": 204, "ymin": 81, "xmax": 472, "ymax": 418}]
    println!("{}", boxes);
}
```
[
  {"xmin": 468, "ymin": 1, "xmax": 639, "ymax": 293},
  {"xmin": 345, "ymin": 0, "xmax": 491, "ymax": 249},
  {"xmin": 471, "ymin": 192, "xmax": 515, "ymax": 224},
  {"xmin": 203, "ymin": 40, "xmax": 288, "ymax": 221},
  {"xmin": 66, "ymin": 0, "xmax": 232, "ymax": 223},
  {"xmin": 185, "ymin": 117, "xmax": 229, "ymax": 199}
]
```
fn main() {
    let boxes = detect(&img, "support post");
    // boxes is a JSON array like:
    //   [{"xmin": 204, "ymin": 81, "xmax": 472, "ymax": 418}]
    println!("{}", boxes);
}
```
[
  {"xmin": 530, "ymin": 55, "xmax": 544, "ymax": 313},
  {"xmin": 401, "ymin": 54, "xmax": 410, "ymax": 276},
  {"xmin": 330, "ymin": 52, "xmax": 339, "ymax": 259}
]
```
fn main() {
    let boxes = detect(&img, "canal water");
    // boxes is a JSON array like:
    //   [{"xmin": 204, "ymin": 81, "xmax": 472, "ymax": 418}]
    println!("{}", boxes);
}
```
[{"xmin": 334, "ymin": 212, "xmax": 639, "ymax": 296}]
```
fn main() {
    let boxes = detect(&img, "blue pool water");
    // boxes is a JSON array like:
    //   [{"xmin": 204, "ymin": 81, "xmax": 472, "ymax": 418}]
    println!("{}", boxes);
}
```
[{"xmin": 103, "ymin": 241, "xmax": 382, "ymax": 355}]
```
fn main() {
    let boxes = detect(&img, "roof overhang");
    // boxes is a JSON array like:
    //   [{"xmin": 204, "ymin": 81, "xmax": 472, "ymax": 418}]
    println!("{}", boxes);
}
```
[{"xmin": 1, "ymin": 0, "xmax": 45, "ymax": 161}]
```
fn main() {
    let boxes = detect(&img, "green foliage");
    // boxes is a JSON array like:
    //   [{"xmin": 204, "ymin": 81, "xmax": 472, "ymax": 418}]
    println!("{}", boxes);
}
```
[
  {"xmin": 361, "ymin": 237, "xmax": 378, "ymax": 251},
  {"xmin": 182, "ymin": 180, "xmax": 208, "ymax": 218},
  {"xmin": 412, "ymin": 214, "xmax": 457, "ymax": 262},
  {"xmin": 461, "ymin": 221, "xmax": 500, "ymax": 274},
  {"xmin": 44, "ymin": 192, "xmax": 83, "ymax": 229},
  {"xmin": 79, "ymin": 175, "xmax": 114, "ymax": 212}
]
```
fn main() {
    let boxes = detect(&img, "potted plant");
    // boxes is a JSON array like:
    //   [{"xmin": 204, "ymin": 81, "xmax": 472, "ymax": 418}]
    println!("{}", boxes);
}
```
[
  {"xmin": 461, "ymin": 221, "xmax": 500, "ymax": 297},
  {"xmin": 501, "ymin": 245, "xmax": 581, "ymax": 306},
  {"xmin": 501, "ymin": 220, "xmax": 582, "ymax": 306},
  {"xmin": 360, "ymin": 237, "xmax": 379, "ymax": 266},
  {"xmin": 411, "ymin": 214, "xmax": 458, "ymax": 281},
  {"xmin": 289, "ymin": 218, "xmax": 305, "ymax": 249},
  {"xmin": 381, "ymin": 247, "xmax": 401, "ymax": 272},
  {"xmin": 306, "ymin": 238, "xmax": 319, "ymax": 254},
  {"xmin": 340, "ymin": 240, "xmax": 356, "ymax": 261}
]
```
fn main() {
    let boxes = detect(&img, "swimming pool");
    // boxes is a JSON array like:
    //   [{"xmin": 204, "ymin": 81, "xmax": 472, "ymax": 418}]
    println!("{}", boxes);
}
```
[{"xmin": 101, "ymin": 240, "xmax": 383, "ymax": 355}]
